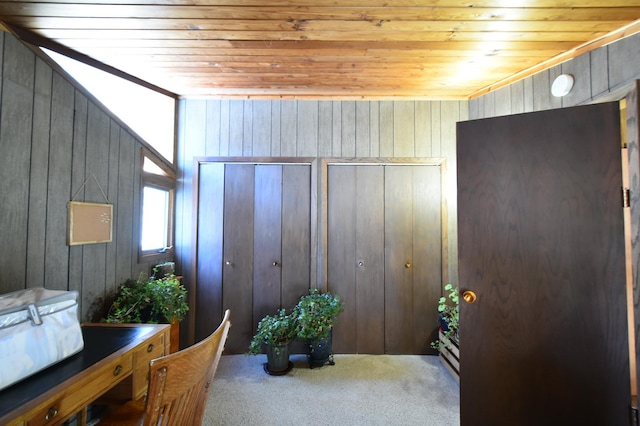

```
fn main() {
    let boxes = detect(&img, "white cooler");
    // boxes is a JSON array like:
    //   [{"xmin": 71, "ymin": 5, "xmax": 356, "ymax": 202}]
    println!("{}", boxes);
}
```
[{"xmin": 0, "ymin": 288, "xmax": 84, "ymax": 391}]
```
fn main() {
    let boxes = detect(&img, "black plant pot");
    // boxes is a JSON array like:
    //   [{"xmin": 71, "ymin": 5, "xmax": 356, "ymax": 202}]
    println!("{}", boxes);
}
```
[
  {"xmin": 306, "ymin": 331, "xmax": 335, "ymax": 369},
  {"xmin": 264, "ymin": 342, "xmax": 293, "ymax": 375}
]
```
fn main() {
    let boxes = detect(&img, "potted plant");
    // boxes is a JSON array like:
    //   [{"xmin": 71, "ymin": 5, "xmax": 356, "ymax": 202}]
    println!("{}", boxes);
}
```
[
  {"xmin": 104, "ymin": 273, "xmax": 189, "ymax": 325},
  {"xmin": 431, "ymin": 283, "xmax": 459, "ymax": 382},
  {"xmin": 247, "ymin": 308, "xmax": 298, "ymax": 375},
  {"xmin": 292, "ymin": 288, "xmax": 344, "ymax": 368},
  {"xmin": 431, "ymin": 283, "xmax": 459, "ymax": 349}
]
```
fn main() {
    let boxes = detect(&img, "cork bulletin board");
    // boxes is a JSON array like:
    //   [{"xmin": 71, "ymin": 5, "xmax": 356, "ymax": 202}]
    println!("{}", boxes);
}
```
[{"xmin": 67, "ymin": 201, "xmax": 113, "ymax": 245}]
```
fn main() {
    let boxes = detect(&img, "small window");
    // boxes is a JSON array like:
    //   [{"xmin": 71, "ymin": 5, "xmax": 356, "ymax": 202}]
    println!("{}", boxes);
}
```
[
  {"xmin": 141, "ymin": 186, "xmax": 171, "ymax": 252},
  {"xmin": 140, "ymin": 150, "xmax": 175, "ymax": 260}
]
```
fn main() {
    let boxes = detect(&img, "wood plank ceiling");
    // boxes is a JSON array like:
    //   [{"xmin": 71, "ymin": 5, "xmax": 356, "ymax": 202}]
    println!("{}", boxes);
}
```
[{"xmin": 0, "ymin": 1, "xmax": 640, "ymax": 100}]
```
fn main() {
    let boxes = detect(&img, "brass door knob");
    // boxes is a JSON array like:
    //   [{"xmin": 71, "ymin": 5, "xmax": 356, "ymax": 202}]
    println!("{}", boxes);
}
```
[{"xmin": 462, "ymin": 290, "xmax": 477, "ymax": 304}]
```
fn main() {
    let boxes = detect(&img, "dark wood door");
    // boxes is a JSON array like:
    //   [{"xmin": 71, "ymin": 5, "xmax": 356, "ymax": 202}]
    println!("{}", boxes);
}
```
[
  {"xmin": 195, "ymin": 162, "xmax": 311, "ymax": 353},
  {"xmin": 457, "ymin": 102, "xmax": 630, "ymax": 425},
  {"xmin": 328, "ymin": 163, "xmax": 442, "ymax": 354}
]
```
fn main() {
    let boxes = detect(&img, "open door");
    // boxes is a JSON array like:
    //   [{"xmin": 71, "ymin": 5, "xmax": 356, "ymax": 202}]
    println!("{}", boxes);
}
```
[{"xmin": 457, "ymin": 102, "xmax": 630, "ymax": 425}]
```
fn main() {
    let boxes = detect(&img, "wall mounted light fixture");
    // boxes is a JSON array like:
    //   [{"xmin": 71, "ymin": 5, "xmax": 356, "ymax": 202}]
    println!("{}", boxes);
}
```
[{"xmin": 551, "ymin": 74, "xmax": 574, "ymax": 97}]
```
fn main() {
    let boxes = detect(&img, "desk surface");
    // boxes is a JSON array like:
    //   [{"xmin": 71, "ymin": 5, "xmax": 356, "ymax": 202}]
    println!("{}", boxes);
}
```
[{"xmin": 0, "ymin": 324, "xmax": 167, "ymax": 422}]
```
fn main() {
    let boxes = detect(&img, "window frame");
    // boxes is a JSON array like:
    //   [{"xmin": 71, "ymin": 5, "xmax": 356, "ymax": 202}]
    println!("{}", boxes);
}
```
[{"xmin": 139, "ymin": 148, "xmax": 176, "ymax": 262}]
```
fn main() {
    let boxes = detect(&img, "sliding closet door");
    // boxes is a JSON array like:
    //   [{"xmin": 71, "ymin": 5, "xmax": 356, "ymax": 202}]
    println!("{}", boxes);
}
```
[
  {"xmin": 328, "ymin": 165, "xmax": 385, "ymax": 354},
  {"xmin": 385, "ymin": 165, "xmax": 442, "ymax": 354},
  {"xmin": 221, "ymin": 164, "xmax": 255, "ymax": 353},
  {"xmin": 328, "ymin": 163, "xmax": 443, "ymax": 355},
  {"xmin": 195, "ymin": 161, "xmax": 312, "ymax": 354}
]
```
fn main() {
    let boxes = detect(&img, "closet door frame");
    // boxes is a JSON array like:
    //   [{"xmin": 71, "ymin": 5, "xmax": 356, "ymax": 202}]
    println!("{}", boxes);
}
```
[
  {"xmin": 319, "ymin": 157, "xmax": 450, "ymax": 292},
  {"xmin": 190, "ymin": 157, "xmax": 318, "ymax": 345}
]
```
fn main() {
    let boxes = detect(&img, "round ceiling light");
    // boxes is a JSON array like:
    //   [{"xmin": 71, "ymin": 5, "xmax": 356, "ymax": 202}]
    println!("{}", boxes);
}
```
[{"xmin": 551, "ymin": 74, "xmax": 574, "ymax": 97}]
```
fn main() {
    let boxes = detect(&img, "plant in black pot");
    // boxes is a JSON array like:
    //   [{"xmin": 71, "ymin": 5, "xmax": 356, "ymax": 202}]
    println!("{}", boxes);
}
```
[
  {"xmin": 248, "ymin": 308, "xmax": 298, "ymax": 375},
  {"xmin": 292, "ymin": 288, "xmax": 344, "ymax": 369}
]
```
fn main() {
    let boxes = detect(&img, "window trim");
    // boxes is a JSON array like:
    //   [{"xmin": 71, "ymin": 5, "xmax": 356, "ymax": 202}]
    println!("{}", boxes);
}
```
[{"xmin": 139, "ymin": 148, "xmax": 176, "ymax": 262}]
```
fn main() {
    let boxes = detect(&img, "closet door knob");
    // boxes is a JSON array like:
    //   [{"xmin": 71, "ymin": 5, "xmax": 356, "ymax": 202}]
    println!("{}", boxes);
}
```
[
  {"xmin": 272, "ymin": 261, "xmax": 279, "ymax": 267},
  {"xmin": 405, "ymin": 262, "xmax": 412, "ymax": 268}
]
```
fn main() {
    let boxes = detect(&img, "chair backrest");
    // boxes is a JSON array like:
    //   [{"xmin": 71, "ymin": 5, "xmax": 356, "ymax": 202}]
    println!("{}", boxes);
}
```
[{"xmin": 142, "ymin": 309, "xmax": 231, "ymax": 426}]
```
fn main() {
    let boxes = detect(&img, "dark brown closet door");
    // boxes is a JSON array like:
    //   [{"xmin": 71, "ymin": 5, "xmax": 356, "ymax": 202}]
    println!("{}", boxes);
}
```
[
  {"xmin": 384, "ymin": 165, "xmax": 442, "ymax": 354},
  {"xmin": 221, "ymin": 164, "xmax": 255, "ymax": 354},
  {"xmin": 280, "ymin": 165, "xmax": 312, "ymax": 309},
  {"xmin": 195, "ymin": 162, "xmax": 311, "ymax": 354},
  {"xmin": 253, "ymin": 165, "xmax": 283, "ymax": 324},
  {"xmin": 195, "ymin": 162, "xmax": 224, "ymax": 342},
  {"xmin": 328, "ymin": 163, "xmax": 442, "ymax": 355},
  {"xmin": 457, "ymin": 102, "xmax": 629, "ymax": 425},
  {"xmin": 329, "ymin": 165, "xmax": 385, "ymax": 354}
]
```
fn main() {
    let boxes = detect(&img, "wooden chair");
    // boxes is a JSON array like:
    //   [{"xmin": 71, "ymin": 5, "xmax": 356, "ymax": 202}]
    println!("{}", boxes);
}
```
[{"xmin": 100, "ymin": 309, "xmax": 231, "ymax": 425}]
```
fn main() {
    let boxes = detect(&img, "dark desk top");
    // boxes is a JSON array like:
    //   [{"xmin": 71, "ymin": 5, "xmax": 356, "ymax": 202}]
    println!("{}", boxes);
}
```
[{"xmin": 0, "ymin": 324, "xmax": 156, "ymax": 419}]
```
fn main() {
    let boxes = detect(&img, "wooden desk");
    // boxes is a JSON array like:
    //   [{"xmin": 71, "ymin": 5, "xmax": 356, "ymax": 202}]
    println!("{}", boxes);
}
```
[{"xmin": 0, "ymin": 323, "xmax": 170, "ymax": 426}]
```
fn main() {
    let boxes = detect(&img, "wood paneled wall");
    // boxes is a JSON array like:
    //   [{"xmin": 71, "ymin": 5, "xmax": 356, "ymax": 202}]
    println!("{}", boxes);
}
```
[
  {"xmin": 0, "ymin": 30, "xmax": 170, "ymax": 321},
  {"xmin": 175, "ymin": 99, "xmax": 468, "ymax": 331},
  {"xmin": 469, "ymin": 32, "xmax": 640, "ymax": 119}
]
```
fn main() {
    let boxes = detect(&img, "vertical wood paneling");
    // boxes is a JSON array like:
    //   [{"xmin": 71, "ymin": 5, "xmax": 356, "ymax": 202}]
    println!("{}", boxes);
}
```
[
  {"xmin": 561, "ymin": 54, "xmax": 591, "ymax": 106},
  {"xmin": 195, "ymin": 162, "xmax": 225, "ymax": 342},
  {"xmin": 229, "ymin": 100, "xmax": 244, "ymax": 156},
  {"xmin": 297, "ymin": 101, "xmax": 318, "ymax": 157},
  {"xmin": 379, "ymin": 101, "xmax": 394, "ymax": 157},
  {"xmin": 318, "ymin": 101, "xmax": 332, "ymax": 157},
  {"xmin": 1, "ymin": 32, "xmax": 175, "ymax": 324},
  {"xmin": 243, "ymin": 100, "xmax": 253, "ymax": 156},
  {"xmin": 591, "ymin": 48, "xmax": 610, "ymax": 99},
  {"xmin": 430, "ymin": 101, "xmax": 442, "ymax": 157},
  {"xmin": 115, "ymin": 130, "xmax": 135, "ymax": 284},
  {"xmin": 205, "ymin": 100, "xmax": 221, "ymax": 156},
  {"xmin": 394, "ymin": 101, "xmax": 414, "ymax": 157},
  {"xmin": 252, "ymin": 100, "xmax": 271, "ymax": 157},
  {"xmin": 510, "ymin": 80, "xmax": 525, "ymax": 115},
  {"xmin": 105, "ymin": 119, "xmax": 120, "ymax": 300},
  {"xmin": 26, "ymin": 58, "xmax": 52, "ymax": 288},
  {"xmin": 609, "ymin": 33, "xmax": 640, "ymax": 90},
  {"xmin": 45, "ymin": 72, "xmax": 73, "ymax": 290},
  {"xmin": 219, "ymin": 100, "xmax": 230, "ymax": 156},
  {"xmin": 222, "ymin": 164, "xmax": 255, "ymax": 353},
  {"xmin": 369, "ymin": 101, "xmax": 380, "ymax": 157},
  {"xmin": 355, "ymin": 102, "xmax": 370, "ymax": 157},
  {"xmin": 341, "ymin": 101, "xmax": 356, "ymax": 157},
  {"xmin": 81, "ymin": 102, "xmax": 110, "ymax": 319},
  {"xmin": 415, "ymin": 101, "xmax": 431, "ymax": 157},
  {"xmin": 0, "ymin": 80, "xmax": 32, "ymax": 291},
  {"xmin": 270, "ymin": 100, "xmax": 282, "ymax": 156},
  {"xmin": 281, "ymin": 101, "xmax": 297, "ymax": 156},
  {"xmin": 69, "ymin": 93, "xmax": 88, "ymax": 298},
  {"xmin": 331, "ymin": 101, "xmax": 341, "ymax": 156},
  {"xmin": 176, "ymin": 98, "xmax": 205, "ymax": 311},
  {"xmin": 494, "ymin": 86, "xmax": 511, "ymax": 117},
  {"xmin": 253, "ymin": 165, "xmax": 283, "ymax": 323}
]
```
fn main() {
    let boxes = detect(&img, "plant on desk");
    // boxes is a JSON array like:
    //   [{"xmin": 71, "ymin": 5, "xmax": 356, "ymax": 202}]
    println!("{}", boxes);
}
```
[{"xmin": 104, "ymin": 273, "xmax": 188, "ymax": 325}]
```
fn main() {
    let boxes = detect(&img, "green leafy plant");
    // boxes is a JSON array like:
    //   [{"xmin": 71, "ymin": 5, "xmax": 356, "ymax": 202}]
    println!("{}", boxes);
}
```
[
  {"xmin": 247, "ymin": 309, "xmax": 298, "ymax": 355},
  {"xmin": 431, "ymin": 283, "xmax": 459, "ymax": 350},
  {"xmin": 105, "ymin": 273, "xmax": 189, "ymax": 324},
  {"xmin": 293, "ymin": 288, "xmax": 344, "ymax": 342}
]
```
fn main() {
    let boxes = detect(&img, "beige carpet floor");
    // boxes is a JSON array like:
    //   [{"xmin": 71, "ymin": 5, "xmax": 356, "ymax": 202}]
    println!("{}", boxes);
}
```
[{"xmin": 204, "ymin": 353, "xmax": 460, "ymax": 425}]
